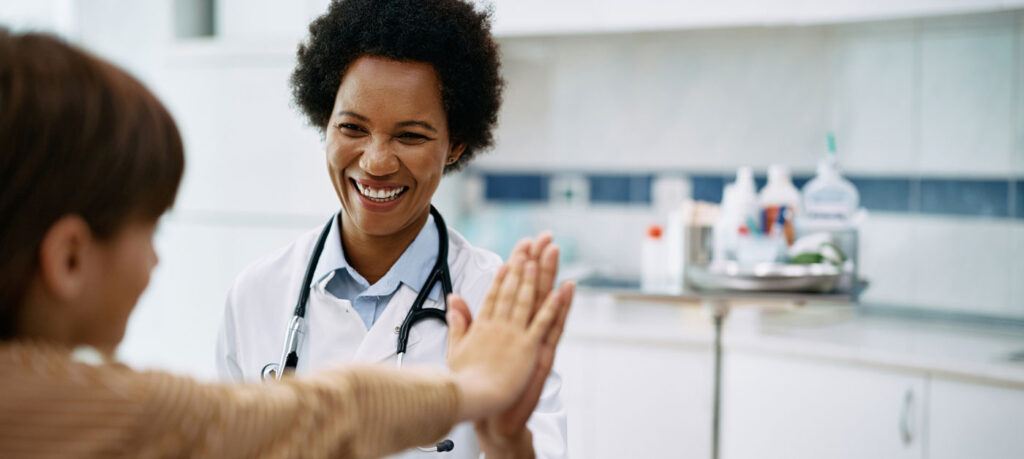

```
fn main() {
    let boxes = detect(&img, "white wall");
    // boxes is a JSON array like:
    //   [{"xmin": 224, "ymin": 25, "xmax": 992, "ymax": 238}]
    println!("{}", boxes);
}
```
[{"xmin": 486, "ymin": 11, "xmax": 1024, "ymax": 319}]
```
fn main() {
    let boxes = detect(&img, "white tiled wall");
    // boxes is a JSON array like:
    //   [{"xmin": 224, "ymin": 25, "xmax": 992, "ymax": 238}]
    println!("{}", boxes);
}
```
[
  {"xmin": 911, "ymin": 217, "xmax": 1016, "ymax": 315},
  {"xmin": 830, "ymin": 24, "xmax": 918, "ymax": 175},
  {"xmin": 1011, "ymin": 224, "xmax": 1024, "ymax": 315},
  {"xmin": 487, "ymin": 28, "xmax": 830, "ymax": 172},
  {"xmin": 492, "ymin": 12, "xmax": 1021, "ymax": 178},
  {"xmin": 919, "ymin": 17, "xmax": 1016, "ymax": 177},
  {"xmin": 856, "ymin": 215, "xmax": 920, "ymax": 306},
  {"xmin": 1016, "ymin": 11, "xmax": 1024, "ymax": 176}
]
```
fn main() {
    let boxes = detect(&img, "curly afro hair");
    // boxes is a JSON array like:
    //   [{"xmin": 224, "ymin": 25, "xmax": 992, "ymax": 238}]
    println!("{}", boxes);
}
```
[{"xmin": 291, "ymin": 0, "xmax": 504, "ymax": 173}]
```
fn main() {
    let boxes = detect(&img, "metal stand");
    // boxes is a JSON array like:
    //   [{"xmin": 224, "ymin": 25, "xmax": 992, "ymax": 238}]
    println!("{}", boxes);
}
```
[{"xmin": 709, "ymin": 300, "xmax": 728, "ymax": 459}]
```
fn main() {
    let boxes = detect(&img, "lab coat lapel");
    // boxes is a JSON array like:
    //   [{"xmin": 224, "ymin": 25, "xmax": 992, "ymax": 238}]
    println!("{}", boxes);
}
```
[
  {"xmin": 354, "ymin": 285, "xmax": 447, "ymax": 365},
  {"xmin": 300, "ymin": 277, "xmax": 367, "ymax": 374}
]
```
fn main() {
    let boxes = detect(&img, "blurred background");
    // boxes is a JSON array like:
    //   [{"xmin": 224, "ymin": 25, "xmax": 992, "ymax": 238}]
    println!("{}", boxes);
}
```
[{"xmin": 2, "ymin": 1, "xmax": 1023, "ymax": 457}]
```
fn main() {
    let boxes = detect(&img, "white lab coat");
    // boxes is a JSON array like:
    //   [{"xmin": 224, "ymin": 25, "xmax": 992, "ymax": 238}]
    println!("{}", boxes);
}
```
[{"xmin": 215, "ymin": 223, "xmax": 568, "ymax": 459}]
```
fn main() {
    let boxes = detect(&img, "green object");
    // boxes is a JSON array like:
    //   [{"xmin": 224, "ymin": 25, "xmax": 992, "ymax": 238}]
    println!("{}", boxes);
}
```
[
  {"xmin": 821, "ymin": 242, "xmax": 846, "ymax": 263},
  {"xmin": 789, "ymin": 252, "xmax": 825, "ymax": 264},
  {"xmin": 827, "ymin": 132, "xmax": 836, "ymax": 155}
]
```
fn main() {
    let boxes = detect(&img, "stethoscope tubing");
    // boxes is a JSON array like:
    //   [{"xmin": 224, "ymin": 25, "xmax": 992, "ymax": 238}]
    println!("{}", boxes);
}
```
[{"xmin": 262, "ymin": 205, "xmax": 452, "ymax": 381}]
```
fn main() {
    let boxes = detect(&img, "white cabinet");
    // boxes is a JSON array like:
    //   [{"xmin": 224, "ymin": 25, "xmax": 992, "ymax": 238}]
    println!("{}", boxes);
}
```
[
  {"xmin": 720, "ymin": 352, "xmax": 926, "ymax": 459},
  {"xmin": 928, "ymin": 377, "xmax": 1024, "ymax": 459},
  {"xmin": 555, "ymin": 337, "xmax": 713, "ymax": 459}
]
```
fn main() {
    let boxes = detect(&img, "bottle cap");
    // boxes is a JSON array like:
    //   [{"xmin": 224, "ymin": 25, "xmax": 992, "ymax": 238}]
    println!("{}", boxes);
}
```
[
  {"xmin": 647, "ymin": 224, "xmax": 663, "ymax": 239},
  {"xmin": 767, "ymin": 164, "xmax": 791, "ymax": 184}
]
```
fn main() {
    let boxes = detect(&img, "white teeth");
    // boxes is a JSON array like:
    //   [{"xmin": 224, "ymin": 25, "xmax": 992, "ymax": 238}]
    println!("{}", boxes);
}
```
[{"xmin": 354, "ymin": 181, "xmax": 406, "ymax": 202}]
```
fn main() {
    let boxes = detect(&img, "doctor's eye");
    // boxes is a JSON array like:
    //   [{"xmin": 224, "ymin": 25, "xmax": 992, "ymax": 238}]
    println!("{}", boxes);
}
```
[
  {"xmin": 396, "ymin": 132, "xmax": 431, "ymax": 145},
  {"xmin": 336, "ymin": 123, "xmax": 368, "ymax": 137}
]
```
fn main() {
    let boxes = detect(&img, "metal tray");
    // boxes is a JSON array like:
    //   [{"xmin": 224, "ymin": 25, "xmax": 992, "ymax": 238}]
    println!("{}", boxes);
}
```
[{"xmin": 686, "ymin": 262, "xmax": 841, "ymax": 293}]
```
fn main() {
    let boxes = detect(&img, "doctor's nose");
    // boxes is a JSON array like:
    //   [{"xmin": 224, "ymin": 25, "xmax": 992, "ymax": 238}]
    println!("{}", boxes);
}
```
[{"xmin": 358, "ymin": 139, "xmax": 400, "ymax": 177}]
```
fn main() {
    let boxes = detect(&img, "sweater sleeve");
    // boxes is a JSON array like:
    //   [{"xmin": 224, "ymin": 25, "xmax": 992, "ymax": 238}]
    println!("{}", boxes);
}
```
[
  {"xmin": 0, "ymin": 347, "xmax": 460, "ymax": 459},
  {"xmin": 134, "ymin": 364, "xmax": 461, "ymax": 458}
]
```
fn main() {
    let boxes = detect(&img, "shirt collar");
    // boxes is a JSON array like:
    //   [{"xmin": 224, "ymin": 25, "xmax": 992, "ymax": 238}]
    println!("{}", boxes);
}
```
[{"xmin": 311, "ymin": 211, "xmax": 442, "ymax": 301}]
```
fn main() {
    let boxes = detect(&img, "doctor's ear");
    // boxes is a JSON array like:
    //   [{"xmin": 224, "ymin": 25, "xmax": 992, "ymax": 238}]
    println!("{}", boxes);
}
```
[
  {"xmin": 37, "ymin": 215, "xmax": 94, "ymax": 302},
  {"xmin": 445, "ymin": 143, "xmax": 467, "ymax": 167}
]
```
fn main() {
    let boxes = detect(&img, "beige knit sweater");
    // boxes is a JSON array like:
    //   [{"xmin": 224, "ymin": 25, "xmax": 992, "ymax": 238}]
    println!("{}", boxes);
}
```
[{"xmin": 0, "ymin": 342, "xmax": 460, "ymax": 458}]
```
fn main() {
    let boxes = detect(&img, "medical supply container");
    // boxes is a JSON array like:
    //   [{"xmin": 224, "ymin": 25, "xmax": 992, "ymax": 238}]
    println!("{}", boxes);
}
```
[
  {"xmin": 802, "ymin": 134, "xmax": 860, "ymax": 225},
  {"xmin": 759, "ymin": 164, "xmax": 800, "ymax": 244}
]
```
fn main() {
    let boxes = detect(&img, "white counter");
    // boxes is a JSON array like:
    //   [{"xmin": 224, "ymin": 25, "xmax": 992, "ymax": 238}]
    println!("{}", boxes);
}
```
[{"xmin": 566, "ymin": 291, "xmax": 1024, "ymax": 388}]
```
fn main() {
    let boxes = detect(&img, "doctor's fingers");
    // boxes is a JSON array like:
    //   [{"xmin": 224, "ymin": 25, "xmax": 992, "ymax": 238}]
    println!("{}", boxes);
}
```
[
  {"xmin": 509, "ymin": 261, "xmax": 539, "ymax": 326},
  {"xmin": 494, "ymin": 258, "xmax": 532, "ymax": 320},
  {"xmin": 477, "ymin": 263, "xmax": 509, "ymax": 319},
  {"xmin": 445, "ymin": 294, "xmax": 473, "ymax": 347},
  {"xmin": 535, "ymin": 243, "xmax": 560, "ymax": 304},
  {"xmin": 508, "ymin": 238, "xmax": 534, "ymax": 262},
  {"xmin": 526, "ymin": 279, "xmax": 569, "ymax": 343},
  {"xmin": 544, "ymin": 281, "xmax": 576, "ymax": 347},
  {"xmin": 529, "ymin": 231, "xmax": 553, "ymax": 260}
]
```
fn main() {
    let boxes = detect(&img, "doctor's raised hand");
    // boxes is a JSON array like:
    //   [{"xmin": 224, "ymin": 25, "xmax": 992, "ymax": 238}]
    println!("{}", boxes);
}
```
[
  {"xmin": 452, "ymin": 237, "xmax": 575, "ymax": 458},
  {"xmin": 446, "ymin": 253, "xmax": 572, "ymax": 424}
]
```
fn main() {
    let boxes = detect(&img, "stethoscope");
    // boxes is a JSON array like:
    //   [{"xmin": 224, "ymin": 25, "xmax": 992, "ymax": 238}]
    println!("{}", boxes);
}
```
[{"xmin": 261, "ymin": 205, "xmax": 455, "ymax": 453}]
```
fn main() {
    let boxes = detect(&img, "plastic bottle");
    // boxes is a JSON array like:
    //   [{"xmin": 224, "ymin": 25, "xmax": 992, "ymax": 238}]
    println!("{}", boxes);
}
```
[
  {"xmin": 641, "ymin": 224, "xmax": 669, "ymax": 292},
  {"xmin": 802, "ymin": 133, "xmax": 860, "ymax": 224},
  {"xmin": 759, "ymin": 164, "xmax": 800, "ymax": 244},
  {"xmin": 712, "ymin": 167, "xmax": 760, "ymax": 262},
  {"xmin": 733, "ymin": 166, "xmax": 759, "ymax": 226},
  {"xmin": 712, "ymin": 185, "xmax": 739, "ymax": 262}
]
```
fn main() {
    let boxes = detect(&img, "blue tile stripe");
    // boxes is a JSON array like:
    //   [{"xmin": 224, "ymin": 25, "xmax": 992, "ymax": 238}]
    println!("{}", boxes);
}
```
[
  {"xmin": 588, "ymin": 174, "xmax": 653, "ymax": 204},
  {"xmin": 1015, "ymin": 180, "xmax": 1023, "ymax": 219},
  {"xmin": 849, "ymin": 178, "xmax": 912, "ymax": 213},
  {"xmin": 483, "ymin": 173, "xmax": 548, "ymax": 202},
  {"xmin": 479, "ymin": 171, "xmax": 1020, "ymax": 219},
  {"xmin": 690, "ymin": 175, "xmax": 725, "ymax": 203},
  {"xmin": 919, "ymin": 179, "xmax": 1010, "ymax": 218}
]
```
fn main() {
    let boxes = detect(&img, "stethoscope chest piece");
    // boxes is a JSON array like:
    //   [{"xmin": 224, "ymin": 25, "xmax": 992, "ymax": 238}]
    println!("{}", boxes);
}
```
[{"xmin": 261, "ymin": 363, "xmax": 279, "ymax": 380}]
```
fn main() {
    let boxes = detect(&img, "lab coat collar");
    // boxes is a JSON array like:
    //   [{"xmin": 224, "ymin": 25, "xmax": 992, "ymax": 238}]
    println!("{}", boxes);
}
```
[
  {"xmin": 310, "ymin": 212, "xmax": 345, "ymax": 287},
  {"xmin": 310, "ymin": 210, "xmax": 442, "ymax": 303}
]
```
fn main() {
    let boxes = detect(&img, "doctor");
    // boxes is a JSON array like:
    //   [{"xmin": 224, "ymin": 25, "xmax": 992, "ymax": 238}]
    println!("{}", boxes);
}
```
[{"xmin": 215, "ymin": 0, "xmax": 572, "ymax": 458}]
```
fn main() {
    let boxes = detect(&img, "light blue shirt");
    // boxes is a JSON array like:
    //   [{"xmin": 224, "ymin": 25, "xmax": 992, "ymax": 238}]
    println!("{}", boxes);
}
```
[{"xmin": 311, "ymin": 212, "xmax": 443, "ymax": 330}]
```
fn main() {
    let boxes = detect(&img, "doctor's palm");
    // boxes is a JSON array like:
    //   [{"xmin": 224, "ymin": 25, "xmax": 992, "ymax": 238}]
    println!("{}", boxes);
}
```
[
  {"xmin": 445, "ymin": 258, "xmax": 566, "ymax": 422},
  {"xmin": 475, "ymin": 236, "xmax": 574, "ymax": 447}
]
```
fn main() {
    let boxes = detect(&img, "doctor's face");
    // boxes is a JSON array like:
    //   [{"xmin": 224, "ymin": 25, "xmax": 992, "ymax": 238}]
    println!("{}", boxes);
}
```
[{"xmin": 325, "ymin": 56, "xmax": 464, "ymax": 239}]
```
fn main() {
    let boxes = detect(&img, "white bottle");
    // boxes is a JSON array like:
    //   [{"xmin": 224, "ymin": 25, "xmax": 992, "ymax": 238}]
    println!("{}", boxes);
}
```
[
  {"xmin": 713, "ymin": 167, "xmax": 760, "ymax": 262},
  {"xmin": 733, "ymin": 166, "xmax": 759, "ymax": 226},
  {"xmin": 641, "ymin": 224, "xmax": 670, "ymax": 292},
  {"xmin": 713, "ymin": 185, "xmax": 739, "ymax": 262},
  {"xmin": 759, "ymin": 164, "xmax": 801, "ymax": 243},
  {"xmin": 802, "ymin": 134, "xmax": 859, "ymax": 225}
]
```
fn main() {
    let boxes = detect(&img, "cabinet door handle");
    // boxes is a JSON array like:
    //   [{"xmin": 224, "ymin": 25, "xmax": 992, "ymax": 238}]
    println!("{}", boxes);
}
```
[{"xmin": 900, "ymin": 389, "xmax": 915, "ymax": 446}]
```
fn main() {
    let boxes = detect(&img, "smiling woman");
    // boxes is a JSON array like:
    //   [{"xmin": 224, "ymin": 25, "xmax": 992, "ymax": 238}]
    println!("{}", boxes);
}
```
[
  {"xmin": 214, "ymin": 1, "xmax": 572, "ymax": 458},
  {"xmin": 328, "ymin": 57, "xmax": 462, "ymax": 282}
]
